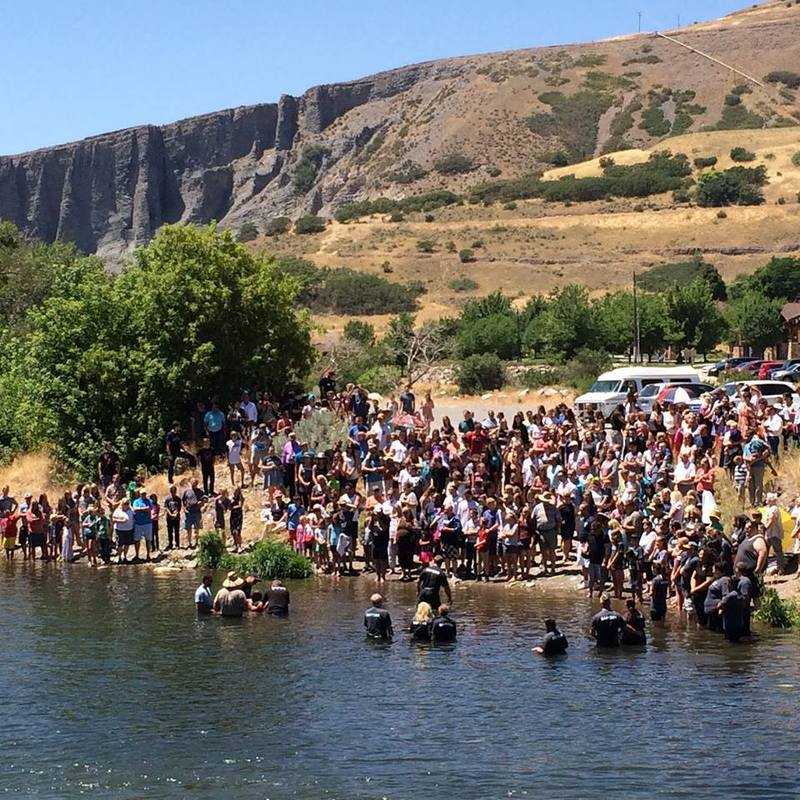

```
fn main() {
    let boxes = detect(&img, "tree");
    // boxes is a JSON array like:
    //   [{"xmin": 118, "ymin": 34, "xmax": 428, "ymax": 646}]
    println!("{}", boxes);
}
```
[
  {"xmin": 664, "ymin": 279, "xmax": 727, "ymax": 357},
  {"xmin": 729, "ymin": 256, "xmax": 800, "ymax": 301},
  {"xmin": 0, "ymin": 224, "xmax": 314, "ymax": 475},
  {"xmin": 725, "ymin": 290, "xmax": 785, "ymax": 353},
  {"xmin": 342, "ymin": 320, "xmax": 375, "ymax": 347},
  {"xmin": 535, "ymin": 284, "xmax": 598, "ymax": 358},
  {"xmin": 383, "ymin": 318, "xmax": 451, "ymax": 385},
  {"xmin": 458, "ymin": 313, "xmax": 520, "ymax": 360}
]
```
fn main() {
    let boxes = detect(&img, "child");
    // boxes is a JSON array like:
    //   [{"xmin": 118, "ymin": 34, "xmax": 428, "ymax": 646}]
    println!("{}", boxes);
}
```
[
  {"xmin": 315, "ymin": 515, "xmax": 329, "ymax": 571},
  {"xmin": 294, "ymin": 515, "xmax": 309, "ymax": 555},
  {"xmin": 328, "ymin": 512, "xmax": 342, "ymax": 575},
  {"xmin": 1, "ymin": 511, "xmax": 17, "ymax": 560},
  {"xmin": 418, "ymin": 527, "xmax": 433, "ymax": 566},
  {"xmin": 303, "ymin": 513, "xmax": 316, "ymax": 557},
  {"xmin": 732, "ymin": 455, "xmax": 748, "ymax": 508}
]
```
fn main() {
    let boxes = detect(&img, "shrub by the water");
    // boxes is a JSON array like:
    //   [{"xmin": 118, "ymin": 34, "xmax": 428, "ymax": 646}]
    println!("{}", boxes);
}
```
[
  {"xmin": 455, "ymin": 354, "xmax": 506, "ymax": 394},
  {"xmin": 222, "ymin": 539, "xmax": 313, "ymax": 580},
  {"xmin": 755, "ymin": 588, "xmax": 800, "ymax": 628},
  {"xmin": 197, "ymin": 531, "xmax": 226, "ymax": 569}
]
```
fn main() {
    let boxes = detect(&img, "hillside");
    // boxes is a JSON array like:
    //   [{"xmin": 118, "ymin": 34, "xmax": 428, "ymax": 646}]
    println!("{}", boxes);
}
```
[{"xmin": 1, "ymin": 1, "xmax": 799, "ymax": 261}]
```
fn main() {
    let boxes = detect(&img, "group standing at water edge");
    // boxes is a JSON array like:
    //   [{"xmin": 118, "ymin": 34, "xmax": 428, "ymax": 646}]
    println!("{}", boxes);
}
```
[{"xmin": 3, "ymin": 371, "xmax": 800, "ymax": 644}]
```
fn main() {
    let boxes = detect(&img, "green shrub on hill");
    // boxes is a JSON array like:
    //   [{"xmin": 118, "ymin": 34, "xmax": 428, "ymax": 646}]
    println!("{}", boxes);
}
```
[
  {"xmin": 264, "ymin": 216, "xmax": 291, "ymax": 236},
  {"xmin": 791, "ymin": 151, "xmax": 800, "ymax": 167},
  {"xmin": 386, "ymin": 160, "xmax": 428, "ymax": 184},
  {"xmin": 708, "ymin": 103, "xmax": 765, "ymax": 131},
  {"xmin": 764, "ymin": 71, "xmax": 800, "ymax": 89},
  {"xmin": 695, "ymin": 166, "xmax": 767, "ymax": 207},
  {"xmin": 449, "ymin": 276, "xmax": 478, "ymax": 292},
  {"xmin": 333, "ymin": 190, "xmax": 459, "ymax": 222},
  {"xmin": 455, "ymin": 354, "xmax": 506, "ymax": 394},
  {"xmin": 640, "ymin": 105, "xmax": 670, "ymax": 137},
  {"xmin": 434, "ymin": 152, "xmax": 474, "ymax": 175},
  {"xmin": 294, "ymin": 215, "xmax": 327, "ymax": 234},
  {"xmin": 293, "ymin": 145, "xmax": 329, "ymax": 194},
  {"xmin": 730, "ymin": 147, "xmax": 756, "ymax": 162},
  {"xmin": 237, "ymin": 222, "xmax": 259, "ymax": 242},
  {"xmin": 524, "ymin": 88, "xmax": 615, "ymax": 163},
  {"xmin": 694, "ymin": 156, "xmax": 718, "ymax": 169}
]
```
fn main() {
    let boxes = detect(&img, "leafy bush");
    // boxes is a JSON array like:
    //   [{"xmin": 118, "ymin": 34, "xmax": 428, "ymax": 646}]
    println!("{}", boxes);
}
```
[
  {"xmin": 470, "ymin": 151, "xmax": 691, "ymax": 204},
  {"xmin": 672, "ymin": 189, "xmax": 691, "ymax": 203},
  {"xmin": 458, "ymin": 313, "xmax": 521, "ymax": 360},
  {"xmin": 387, "ymin": 160, "xmax": 428, "ymax": 184},
  {"xmin": 275, "ymin": 259, "xmax": 422, "ymax": 315},
  {"xmin": 293, "ymin": 145, "xmax": 328, "ymax": 194},
  {"xmin": 525, "ymin": 88, "xmax": 615, "ymax": 162},
  {"xmin": 730, "ymin": 147, "xmax": 756, "ymax": 162},
  {"xmin": 449, "ymin": 276, "xmax": 478, "ymax": 292},
  {"xmin": 459, "ymin": 248, "xmax": 476, "ymax": 263},
  {"xmin": 455, "ymin": 354, "xmax": 506, "ymax": 394},
  {"xmin": 709, "ymin": 103, "xmax": 765, "ymax": 131},
  {"xmin": 434, "ymin": 152, "xmax": 474, "ymax": 175},
  {"xmin": 731, "ymin": 83, "xmax": 753, "ymax": 96},
  {"xmin": 622, "ymin": 54, "xmax": 661, "ymax": 66},
  {"xmin": 724, "ymin": 94, "xmax": 742, "ymax": 107},
  {"xmin": 694, "ymin": 156, "xmax": 718, "ymax": 169},
  {"xmin": 543, "ymin": 150, "xmax": 570, "ymax": 167},
  {"xmin": 764, "ymin": 70, "xmax": 800, "ymax": 89},
  {"xmin": 486, "ymin": 165, "xmax": 502, "ymax": 177},
  {"xmin": 197, "ymin": 531, "xmax": 226, "ymax": 569},
  {"xmin": 754, "ymin": 588, "xmax": 800, "ymax": 628},
  {"xmin": 574, "ymin": 53, "xmax": 607, "ymax": 68},
  {"xmin": 503, "ymin": 201, "xmax": 517, "ymax": 210},
  {"xmin": 333, "ymin": 190, "xmax": 460, "ymax": 223},
  {"xmin": 640, "ymin": 105, "xmax": 670, "ymax": 137},
  {"xmin": 792, "ymin": 151, "xmax": 800, "ymax": 168},
  {"xmin": 264, "ymin": 216, "xmax": 291, "ymax": 236},
  {"xmin": 294, "ymin": 215, "xmax": 327, "ymax": 234},
  {"xmin": 639, "ymin": 255, "xmax": 727, "ymax": 300},
  {"xmin": 237, "ymin": 221, "xmax": 259, "ymax": 242},
  {"xmin": 223, "ymin": 539, "xmax": 313, "ymax": 580},
  {"xmin": 417, "ymin": 239, "xmax": 435, "ymax": 253},
  {"xmin": 695, "ymin": 166, "xmax": 767, "ymax": 207},
  {"xmin": 356, "ymin": 364, "xmax": 402, "ymax": 394},
  {"xmin": 343, "ymin": 320, "xmax": 375, "ymax": 346},
  {"xmin": 389, "ymin": 212, "xmax": 405, "ymax": 223}
]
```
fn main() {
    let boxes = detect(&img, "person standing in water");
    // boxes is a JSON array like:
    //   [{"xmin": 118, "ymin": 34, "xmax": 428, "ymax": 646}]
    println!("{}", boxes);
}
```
[
  {"xmin": 532, "ymin": 618, "xmax": 568, "ymax": 656},
  {"xmin": 621, "ymin": 599, "xmax": 647, "ymax": 646},
  {"xmin": 364, "ymin": 593, "xmax": 393, "ymax": 641},
  {"xmin": 417, "ymin": 555, "xmax": 452, "ymax": 610},
  {"xmin": 590, "ymin": 595, "xmax": 625, "ymax": 648}
]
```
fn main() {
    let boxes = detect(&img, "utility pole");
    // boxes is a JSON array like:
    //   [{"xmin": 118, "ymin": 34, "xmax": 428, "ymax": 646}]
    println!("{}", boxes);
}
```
[
  {"xmin": 632, "ymin": 271, "xmax": 642, "ymax": 363},
  {"xmin": 637, "ymin": 11, "xmax": 642, "ymax": 32}
]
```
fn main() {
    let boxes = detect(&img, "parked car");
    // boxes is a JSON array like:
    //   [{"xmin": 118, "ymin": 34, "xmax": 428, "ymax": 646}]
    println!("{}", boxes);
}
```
[
  {"xmin": 722, "ymin": 380, "xmax": 799, "ymax": 402},
  {"xmin": 771, "ymin": 362, "xmax": 800, "ymax": 382},
  {"xmin": 574, "ymin": 367, "xmax": 701, "ymax": 417},
  {"xmin": 638, "ymin": 382, "xmax": 717, "ymax": 413},
  {"xmin": 741, "ymin": 360, "xmax": 766, "ymax": 374},
  {"xmin": 707, "ymin": 356, "xmax": 760, "ymax": 377},
  {"xmin": 757, "ymin": 360, "xmax": 786, "ymax": 379}
]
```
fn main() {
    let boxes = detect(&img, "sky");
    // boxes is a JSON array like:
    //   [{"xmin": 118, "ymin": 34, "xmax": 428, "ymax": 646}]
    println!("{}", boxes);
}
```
[{"xmin": 1, "ymin": 0, "xmax": 748, "ymax": 155}]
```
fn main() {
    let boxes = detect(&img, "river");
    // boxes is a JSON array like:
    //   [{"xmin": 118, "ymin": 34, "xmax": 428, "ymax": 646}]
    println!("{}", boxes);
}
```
[{"xmin": 1, "ymin": 564, "xmax": 799, "ymax": 799}]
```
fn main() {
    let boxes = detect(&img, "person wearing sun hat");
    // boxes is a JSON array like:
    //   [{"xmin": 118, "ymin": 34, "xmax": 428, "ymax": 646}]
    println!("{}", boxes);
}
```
[{"xmin": 213, "ymin": 571, "xmax": 246, "ymax": 617}]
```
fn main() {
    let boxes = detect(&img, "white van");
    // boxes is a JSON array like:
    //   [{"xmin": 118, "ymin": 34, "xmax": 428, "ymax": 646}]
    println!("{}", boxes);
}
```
[{"xmin": 574, "ymin": 366, "xmax": 701, "ymax": 417}]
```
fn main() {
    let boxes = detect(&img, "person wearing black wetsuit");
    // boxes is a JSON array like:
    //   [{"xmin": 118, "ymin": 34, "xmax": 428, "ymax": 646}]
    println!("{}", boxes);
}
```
[
  {"xmin": 364, "ymin": 593, "xmax": 393, "ymax": 641},
  {"xmin": 650, "ymin": 566, "xmax": 669, "ymax": 622},
  {"xmin": 703, "ymin": 563, "xmax": 730, "ymax": 633},
  {"xmin": 430, "ymin": 604, "xmax": 457, "ymax": 644},
  {"xmin": 719, "ymin": 578, "xmax": 745, "ymax": 643},
  {"xmin": 621, "ymin": 599, "xmax": 647, "ymax": 646},
  {"xmin": 266, "ymin": 579, "xmax": 290, "ymax": 615},
  {"xmin": 735, "ymin": 562, "xmax": 754, "ymax": 637},
  {"xmin": 533, "ymin": 618, "xmax": 568, "ymax": 656},
  {"xmin": 417, "ymin": 555, "xmax": 452, "ymax": 610},
  {"xmin": 590, "ymin": 596, "xmax": 625, "ymax": 647}
]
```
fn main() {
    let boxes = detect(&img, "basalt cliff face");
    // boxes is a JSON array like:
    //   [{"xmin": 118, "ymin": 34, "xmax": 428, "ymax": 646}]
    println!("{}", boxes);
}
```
[
  {"xmin": 2, "ymin": 0, "xmax": 800, "ymax": 261},
  {"xmin": 0, "ymin": 61, "xmax": 440, "ymax": 260}
]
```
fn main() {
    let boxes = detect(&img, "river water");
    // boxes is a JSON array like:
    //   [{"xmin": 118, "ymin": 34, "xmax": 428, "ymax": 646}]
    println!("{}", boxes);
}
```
[{"xmin": 1, "ymin": 564, "xmax": 799, "ymax": 799}]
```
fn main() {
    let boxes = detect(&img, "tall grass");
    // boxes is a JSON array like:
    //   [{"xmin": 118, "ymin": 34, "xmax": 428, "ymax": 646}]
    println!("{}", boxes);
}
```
[{"xmin": 755, "ymin": 589, "xmax": 800, "ymax": 629}]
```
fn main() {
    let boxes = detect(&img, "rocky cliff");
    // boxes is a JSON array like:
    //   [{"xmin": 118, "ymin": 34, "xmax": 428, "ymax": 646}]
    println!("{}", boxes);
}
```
[{"xmin": 2, "ymin": 0, "xmax": 800, "ymax": 260}]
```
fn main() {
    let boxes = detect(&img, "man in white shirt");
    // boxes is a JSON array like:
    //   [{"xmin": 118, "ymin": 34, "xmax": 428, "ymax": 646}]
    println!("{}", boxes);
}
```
[
  {"xmin": 240, "ymin": 392, "xmax": 258, "ymax": 431},
  {"xmin": 388, "ymin": 432, "xmax": 408, "ymax": 464},
  {"xmin": 195, "ymin": 574, "xmax": 214, "ymax": 614}
]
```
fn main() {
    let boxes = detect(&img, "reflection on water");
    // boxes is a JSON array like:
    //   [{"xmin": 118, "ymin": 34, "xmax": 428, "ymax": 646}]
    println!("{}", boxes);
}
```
[{"xmin": 1, "ymin": 562, "xmax": 799, "ymax": 799}]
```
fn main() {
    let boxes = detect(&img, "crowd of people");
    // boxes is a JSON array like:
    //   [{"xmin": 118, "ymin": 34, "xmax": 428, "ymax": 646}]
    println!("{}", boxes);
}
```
[{"xmin": 4, "ymin": 370, "xmax": 800, "ymax": 643}]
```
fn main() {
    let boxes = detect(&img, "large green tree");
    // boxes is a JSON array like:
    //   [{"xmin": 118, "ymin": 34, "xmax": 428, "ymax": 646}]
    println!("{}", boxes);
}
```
[
  {"xmin": 664, "ymin": 279, "xmax": 727, "ymax": 356},
  {"xmin": 0, "ymin": 224, "xmax": 314, "ymax": 475},
  {"xmin": 725, "ymin": 290, "xmax": 785, "ymax": 353}
]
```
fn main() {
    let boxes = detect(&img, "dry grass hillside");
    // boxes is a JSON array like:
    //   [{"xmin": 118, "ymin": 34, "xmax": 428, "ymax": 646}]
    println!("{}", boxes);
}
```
[
  {"xmin": 237, "ymin": 1, "xmax": 800, "ymax": 334},
  {"xmin": 257, "ymin": 125, "xmax": 800, "ymax": 335}
]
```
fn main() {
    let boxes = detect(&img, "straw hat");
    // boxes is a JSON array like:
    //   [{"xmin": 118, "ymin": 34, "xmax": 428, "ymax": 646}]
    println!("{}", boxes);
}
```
[{"xmin": 222, "ymin": 571, "xmax": 245, "ymax": 590}]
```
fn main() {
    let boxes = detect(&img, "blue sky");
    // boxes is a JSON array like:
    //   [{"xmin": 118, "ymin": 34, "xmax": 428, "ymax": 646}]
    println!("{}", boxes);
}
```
[{"xmin": 1, "ymin": 0, "xmax": 747, "ymax": 155}]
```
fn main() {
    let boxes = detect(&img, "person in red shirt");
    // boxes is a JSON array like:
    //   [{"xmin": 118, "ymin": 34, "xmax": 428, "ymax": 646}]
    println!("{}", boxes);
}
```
[
  {"xmin": 1, "ymin": 510, "xmax": 20, "ymax": 560},
  {"xmin": 464, "ymin": 426, "xmax": 488, "ymax": 456}
]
